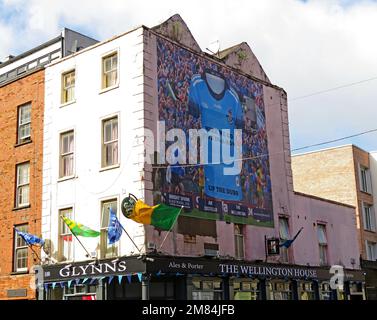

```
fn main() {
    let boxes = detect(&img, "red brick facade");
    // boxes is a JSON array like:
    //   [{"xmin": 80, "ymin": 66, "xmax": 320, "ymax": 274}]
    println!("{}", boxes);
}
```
[{"xmin": 0, "ymin": 70, "xmax": 44, "ymax": 300}]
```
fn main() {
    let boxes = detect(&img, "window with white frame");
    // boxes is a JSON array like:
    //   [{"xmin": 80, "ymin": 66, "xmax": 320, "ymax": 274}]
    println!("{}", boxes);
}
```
[
  {"xmin": 14, "ymin": 224, "xmax": 28, "ymax": 272},
  {"xmin": 61, "ymin": 70, "xmax": 75, "ymax": 104},
  {"xmin": 16, "ymin": 162, "xmax": 30, "ymax": 207},
  {"xmin": 17, "ymin": 103, "xmax": 31, "ymax": 144},
  {"xmin": 362, "ymin": 203, "xmax": 376, "ymax": 232},
  {"xmin": 100, "ymin": 199, "xmax": 118, "ymax": 259},
  {"xmin": 366, "ymin": 241, "xmax": 377, "ymax": 261},
  {"xmin": 102, "ymin": 52, "xmax": 118, "ymax": 89},
  {"xmin": 234, "ymin": 224, "xmax": 244, "ymax": 260},
  {"xmin": 317, "ymin": 224, "xmax": 328, "ymax": 266},
  {"xmin": 58, "ymin": 208, "xmax": 73, "ymax": 262},
  {"xmin": 102, "ymin": 117, "xmax": 118, "ymax": 168},
  {"xmin": 359, "ymin": 165, "xmax": 372, "ymax": 193},
  {"xmin": 279, "ymin": 217, "xmax": 290, "ymax": 263},
  {"xmin": 59, "ymin": 131, "xmax": 74, "ymax": 178}
]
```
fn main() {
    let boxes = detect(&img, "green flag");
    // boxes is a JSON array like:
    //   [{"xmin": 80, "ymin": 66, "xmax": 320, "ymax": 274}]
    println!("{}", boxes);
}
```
[{"xmin": 62, "ymin": 216, "xmax": 100, "ymax": 237}]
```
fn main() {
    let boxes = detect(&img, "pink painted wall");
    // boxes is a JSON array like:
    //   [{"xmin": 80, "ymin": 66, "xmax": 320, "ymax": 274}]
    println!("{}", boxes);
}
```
[
  {"xmin": 292, "ymin": 193, "xmax": 360, "ymax": 269},
  {"xmin": 142, "ymin": 20, "xmax": 361, "ymax": 270}
]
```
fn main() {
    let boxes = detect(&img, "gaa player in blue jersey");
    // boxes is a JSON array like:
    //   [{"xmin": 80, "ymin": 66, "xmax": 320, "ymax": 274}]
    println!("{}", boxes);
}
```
[{"xmin": 188, "ymin": 69, "xmax": 243, "ymax": 201}]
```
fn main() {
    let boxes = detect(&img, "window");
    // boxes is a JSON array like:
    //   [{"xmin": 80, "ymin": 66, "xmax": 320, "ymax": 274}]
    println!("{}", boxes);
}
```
[
  {"xmin": 14, "ymin": 224, "xmax": 28, "ymax": 272},
  {"xmin": 102, "ymin": 53, "xmax": 118, "ymax": 89},
  {"xmin": 366, "ymin": 241, "xmax": 377, "ymax": 261},
  {"xmin": 319, "ymin": 282, "xmax": 332, "ymax": 300},
  {"xmin": 59, "ymin": 208, "xmax": 73, "ymax": 262},
  {"xmin": 279, "ymin": 217, "xmax": 290, "ymax": 263},
  {"xmin": 16, "ymin": 162, "xmax": 30, "ymax": 207},
  {"xmin": 234, "ymin": 224, "xmax": 244, "ymax": 260},
  {"xmin": 192, "ymin": 279, "xmax": 223, "ymax": 300},
  {"xmin": 102, "ymin": 117, "xmax": 118, "ymax": 168},
  {"xmin": 298, "ymin": 281, "xmax": 315, "ymax": 300},
  {"xmin": 61, "ymin": 70, "xmax": 75, "ymax": 104},
  {"xmin": 267, "ymin": 281, "xmax": 292, "ymax": 300},
  {"xmin": 359, "ymin": 165, "xmax": 372, "ymax": 193},
  {"xmin": 100, "ymin": 199, "xmax": 118, "ymax": 259},
  {"xmin": 317, "ymin": 224, "xmax": 328, "ymax": 266},
  {"xmin": 362, "ymin": 203, "xmax": 376, "ymax": 232},
  {"xmin": 17, "ymin": 103, "xmax": 31, "ymax": 144},
  {"xmin": 59, "ymin": 131, "xmax": 74, "ymax": 178},
  {"xmin": 233, "ymin": 280, "xmax": 261, "ymax": 300}
]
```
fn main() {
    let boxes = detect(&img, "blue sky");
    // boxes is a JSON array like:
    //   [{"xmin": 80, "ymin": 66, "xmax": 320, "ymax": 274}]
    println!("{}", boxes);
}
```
[{"xmin": 1, "ymin": 0, "xmax": 377, "ymax": 154}]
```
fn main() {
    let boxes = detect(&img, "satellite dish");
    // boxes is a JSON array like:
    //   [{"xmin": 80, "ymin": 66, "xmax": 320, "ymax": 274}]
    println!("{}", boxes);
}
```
[{"xmin": 206, "ymin": 40, "xmax": 220, "ymax": 56}]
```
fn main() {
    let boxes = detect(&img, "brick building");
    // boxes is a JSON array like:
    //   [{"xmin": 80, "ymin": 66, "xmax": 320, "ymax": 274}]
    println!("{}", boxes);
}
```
[
  {"xmin": 0, "ymin": 69, "xmax": 45, "ymax": 300},
  {"xmin": 0, "ymin": 29, "xmax": 97, "ymax": 300},
  {"xmin": 292, "ymin": 145, "xmax": 377, "ymax": 299}
]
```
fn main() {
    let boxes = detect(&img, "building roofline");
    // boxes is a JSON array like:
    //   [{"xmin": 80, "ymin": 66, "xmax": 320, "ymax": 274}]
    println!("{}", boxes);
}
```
[
  {"xmin": 293, "ymin": 144, "xmax": 372, "ymax": 157},
  {"xmin": 0, "ymin": 35, "xmax": 62, "ymax": 69},
  {"xmin": 147, "ymin": 29, "xmax": 284, "ymax": 92},
  {"xmin": 292, "ymin": 144, "xmax": 355, "ymax": 157},
  {"xmin": 63, "ymin": 27, "xmax": 98, "ymax": 43},
  {"xmin": 294, "ymin": 191, "xmax": 355, "ymax": 209},
  {"xmin": 46, "ymin": 22, "xmax": 285, "ymax": 93},
  {"xmin": 0, "ymin": 66, "xmax": 44, "ymax": 88},
  {"xmin": 46, "ymin": 24, "xmax": 145, "ymax": 68}
]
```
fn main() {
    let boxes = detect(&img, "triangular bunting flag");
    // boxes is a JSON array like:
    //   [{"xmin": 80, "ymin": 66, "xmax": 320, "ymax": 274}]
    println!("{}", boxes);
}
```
[
  {"xmin": 75, "ymin": 279, "xmax": 80, "ymax": 285},
  {"xmin": 118, "ymin": 275, "xmax": 123, "ymax": 284},
  {"xmin": 44, "ymin": 284, "xmax": 49, "ymax": 291},
  {"xmin": 137, "ymin": 273, "xmax": 142, "ymax": 282},
  {"xmin": 82, "ymin": 278, "xmax": 88, "ymax": 284},
  {"xmin": 156, "ymin": 270, "xmax": 162, "ymax": 277},
  {"xmin": 67, "ymin": 280, "xmax": 72, "ymax": 288},
  {"xmin": 126, "ymin": 275, "xmax": 132, "ymax": 283},
  {"xmin": 89, "ymin": 278, "xmax": 97, "ymax": 285},
  {"xmin": 52, "ymin": 282, "xmax": 56, "ymax": 290},
  {"xmin": 108, "ymin": 276, "xmax": 114, "ymax": 284}
]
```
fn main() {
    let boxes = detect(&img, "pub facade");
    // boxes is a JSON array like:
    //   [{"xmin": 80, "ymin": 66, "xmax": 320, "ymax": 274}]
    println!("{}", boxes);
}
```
[{"xmin": 39, "ymin": 14, "xmax": 365, "ymax": 300}]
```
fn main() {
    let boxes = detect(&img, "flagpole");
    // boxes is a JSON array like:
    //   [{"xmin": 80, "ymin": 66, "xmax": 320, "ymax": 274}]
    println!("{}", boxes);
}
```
[
  {"xmin": 158, "ymin": 206, "xmax": 184, "ymax": 252},
  {"xmin": 120, "ymin": 224, "xmax": 141, "ymax": 253},
  {"xmin": 60, "ymin": 216, "xmax": 93, "ymax": 259}
]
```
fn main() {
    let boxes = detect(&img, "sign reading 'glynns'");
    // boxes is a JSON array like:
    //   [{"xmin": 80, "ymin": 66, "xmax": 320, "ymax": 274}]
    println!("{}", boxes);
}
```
[{"xmin": 58, "ymin": 261, "xmax": 127, "ymax": 278}]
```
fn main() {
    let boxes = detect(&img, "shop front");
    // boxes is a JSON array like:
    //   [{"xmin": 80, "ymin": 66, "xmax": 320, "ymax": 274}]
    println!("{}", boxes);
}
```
[{"xmin": 40, "ymin": 255, "xmax": 366, "ymax": 300}]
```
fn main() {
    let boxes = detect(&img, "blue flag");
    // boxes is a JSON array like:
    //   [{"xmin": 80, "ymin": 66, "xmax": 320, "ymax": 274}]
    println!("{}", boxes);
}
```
[
  {"xmin": 280, "ymin": 227, "xmax": 303, "ymax": 249},
  {"xmin": 108, "ymin": 208, "xmax": 122, "ymax": 245},
  {"xmin": 15, "ymin": 229, "xmax": 45, "ymax": 246}
]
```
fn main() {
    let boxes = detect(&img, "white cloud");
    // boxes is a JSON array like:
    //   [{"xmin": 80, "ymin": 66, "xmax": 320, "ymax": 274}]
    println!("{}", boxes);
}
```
[{"xmin": 1, "ymin": 0, "xmax": 377, "ymax": 151}]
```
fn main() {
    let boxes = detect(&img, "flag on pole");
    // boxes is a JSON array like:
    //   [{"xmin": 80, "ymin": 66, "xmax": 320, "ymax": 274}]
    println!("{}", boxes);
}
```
[
  {"xmin": 279, "ymin": 227, "xmax": 303, "ymax": 249},
  {"xmin": 61, "ymin": 216, "xmax": 100, "ymax": 237},
  {"xmin": 124, "ymin": 199, "xmax": 181, "ymax": 231},
  {"xmin": 108, "ymin": 208, "xmax": 122, "ymax": 245},
  {"xmin": 15, "ymin": 228, "xmax": 45, "ymax": 246}
]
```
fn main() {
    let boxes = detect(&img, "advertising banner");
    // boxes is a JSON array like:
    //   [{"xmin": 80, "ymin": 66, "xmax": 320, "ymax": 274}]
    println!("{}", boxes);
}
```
[{"xmin": 153, "ymin": 37, "xmax": 273, "ymax": 226}]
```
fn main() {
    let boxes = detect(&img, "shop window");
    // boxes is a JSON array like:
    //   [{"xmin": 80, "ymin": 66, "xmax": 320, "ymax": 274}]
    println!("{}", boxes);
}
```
[
  {"xmin": 298, "ymin": 281, "xmax": 315, "ymax": 300},
  {"xmin": 233, "ymin": 279, "xmax": 261, "ymax": 300},
  {"xmin": 192, "ymin": 278, "xmax": 223, "ymax": 300},
  {"xmin": 267, "ymin": 281, "xmax": 292, "ymax": 300},
  {"xmin": 319, "ymin": 282, "xmax": 332, "ymax": 300}
]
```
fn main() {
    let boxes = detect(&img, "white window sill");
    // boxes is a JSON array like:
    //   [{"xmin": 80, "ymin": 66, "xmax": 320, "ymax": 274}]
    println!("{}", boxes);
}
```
[
  {"xmin": 57, "ymin": 175, "xmax": 77, "ymax": 183},
  {"xmin": 99, "ymin": 84, "xmax": 119, "ymax": 95},
  {"xmin": 60, "ymin": 100, "xmax": 76, "ymax": 108},
  {"xmin": 99, "ymin": 164, "xmax": 120, "ymax": 172}
]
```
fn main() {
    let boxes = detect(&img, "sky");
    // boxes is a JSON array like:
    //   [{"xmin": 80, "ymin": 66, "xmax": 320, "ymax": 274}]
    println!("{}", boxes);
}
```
[{"xmin": 1, "ymin": 0, "xmax": 376, "ymax": 154}]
